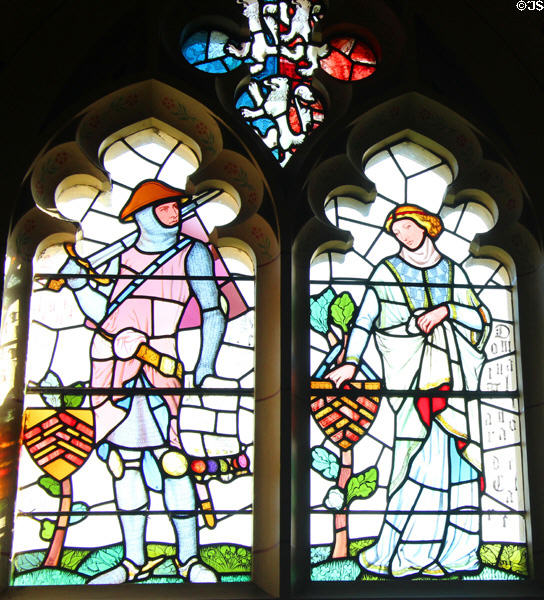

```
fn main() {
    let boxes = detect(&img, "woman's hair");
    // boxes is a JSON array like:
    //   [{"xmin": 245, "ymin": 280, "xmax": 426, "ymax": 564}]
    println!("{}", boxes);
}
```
[{"xmin": 385, "ymin": 204, "xmax": 443, "ymax": 238}]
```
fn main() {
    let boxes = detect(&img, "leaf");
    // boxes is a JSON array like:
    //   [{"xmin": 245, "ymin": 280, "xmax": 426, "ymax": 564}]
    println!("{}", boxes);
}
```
[
  {"xmin": 147, "ymin": 543, "xmax": 176, "ymax": 558},
  {"xmin": 12, "ymin": 550, "xmax": 46, "ymax": 574},
  {"xmin": 63, "ymin": 382, "xmax": 85, "ymax": 408},
  {"xmin": 200, "ymin": 544, "xmax": 251, "ymax": 572},
  {"xmin": 68, "ymin": 502, "xmax": 89, "ymax": 525},
  {"xmin": 78, "ymin": 544, "xmax": 123, "ymax": 576},
  {"xmin": 330, "ymin": 292, "xmax": 355, "ymax": 333},
  {"xmin": 38, "ymin": 371, "xmax": 62, "ymax": 408},
  {"xmin": 480, "ymin": 543, "xmax": 501, "ymax": 566},
  {"xmin": 310, "ymin": 288, "xmax": 335, "ymax": 334},
  {"xmin": 38, "ymin": 475, "xmax": 61, "ymax": 497},
  {"xmin": 346, "ymin": 467, "xmax": 378, "ymax": 504},
  {"xmin": 499, "ymin": 544, "xmax": 528, "ymax": 576},
  {"xmin": 311, "ymin": 446, "xmax": 340, "ymax": 480},
  {"xmin": 39, "ymin": 519, "xmax": 55, "ymax": 541},
  {"xmin": 323, "ymin": 486, "xmax": 345, "ymax": 511},
  {"xmin": 61, "ymin": 549, "xmax": 90, "ymax": 572},
  {"xmin": 148, "ymin": 558, "xmax": 177, "ymax": 576},
  {"xmin": 348, "ymin": 538, "xmax": 375, "ymax": 557}
]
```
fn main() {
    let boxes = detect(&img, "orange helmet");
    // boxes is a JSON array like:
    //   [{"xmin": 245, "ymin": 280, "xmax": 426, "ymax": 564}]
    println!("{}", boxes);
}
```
[{"xmin": 120, "ymin": 180, "xmax": 191, "ymax": 222}]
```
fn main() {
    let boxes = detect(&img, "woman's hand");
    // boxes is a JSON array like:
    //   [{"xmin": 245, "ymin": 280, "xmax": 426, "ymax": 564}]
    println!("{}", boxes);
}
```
[
  {"xmin": 417, "ymin": 305, "xmax": 449, "ymax": 334},
  {"xmin": 326, "ymin": 363, "xmax": 357, "ymax": 388}
]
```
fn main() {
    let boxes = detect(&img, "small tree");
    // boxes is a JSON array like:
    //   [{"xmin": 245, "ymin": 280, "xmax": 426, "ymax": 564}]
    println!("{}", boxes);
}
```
[
  {"xmin": 310, "ymin": 288, "xmax": 380, "ymax": 558},
  {"xmin": 23, "ymin": 371, "xmax": 92, "ymax": 567}
]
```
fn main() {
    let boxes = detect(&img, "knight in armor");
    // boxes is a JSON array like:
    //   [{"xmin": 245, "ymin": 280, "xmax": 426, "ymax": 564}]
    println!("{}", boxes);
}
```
[{"xmin": 61, "ymin": 180, "xmax": 226, "ymax": 583}]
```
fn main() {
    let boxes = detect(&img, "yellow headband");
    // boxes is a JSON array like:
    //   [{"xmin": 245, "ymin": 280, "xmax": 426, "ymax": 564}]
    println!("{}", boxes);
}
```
[{"xmin": 385, "ymin": 204, "xmax": 443, "ymax": 238}]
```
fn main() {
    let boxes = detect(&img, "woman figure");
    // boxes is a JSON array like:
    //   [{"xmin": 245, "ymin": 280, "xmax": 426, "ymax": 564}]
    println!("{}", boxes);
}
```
[{"xmin": 328, "ymin": 204, "xmax": 491, "ymax": 578}]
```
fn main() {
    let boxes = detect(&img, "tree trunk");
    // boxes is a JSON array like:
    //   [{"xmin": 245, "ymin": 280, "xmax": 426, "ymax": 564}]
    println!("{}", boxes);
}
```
[
  {"xmin": 337, "ymin": 332, "xmax": 348, "ymax": 364},
  {"xmin": 44, "ymin": 478, "xmax": 72, "ymax": 567},
  {"xmin": 331, "ymin": 449, "xmax": 352, "ymax": 558}
]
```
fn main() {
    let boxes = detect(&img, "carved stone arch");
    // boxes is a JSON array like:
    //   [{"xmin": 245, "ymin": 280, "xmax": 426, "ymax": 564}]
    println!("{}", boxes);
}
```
[
  {"xmin": 1, "ymin": 80, "xmax": 280, "ymax": 598},
  {"xmin": 292, "ymin": 91, "xmax": 544, "ymax": 595}
]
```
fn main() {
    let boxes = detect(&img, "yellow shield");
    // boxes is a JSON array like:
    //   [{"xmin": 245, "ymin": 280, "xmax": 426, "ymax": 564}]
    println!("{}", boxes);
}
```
[{"xmin": 22, "ymin": 409, "xmax": 95, "ymax": 481}]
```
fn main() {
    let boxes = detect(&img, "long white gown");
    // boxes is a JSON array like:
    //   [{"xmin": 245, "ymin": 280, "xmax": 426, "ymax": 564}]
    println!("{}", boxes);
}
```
[{"xmin": 345, "ymin": 245, "xmax": 490, "ymax": 577}]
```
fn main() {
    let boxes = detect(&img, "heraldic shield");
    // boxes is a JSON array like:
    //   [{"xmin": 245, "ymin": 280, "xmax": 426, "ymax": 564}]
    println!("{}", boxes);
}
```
[
  {"xmin": 310, "ymin": 380, "xmax": 382, "ymax": 450},
  {"xmin": 22, "ymin": 408, "xmax": 95, "ymax": 481}
]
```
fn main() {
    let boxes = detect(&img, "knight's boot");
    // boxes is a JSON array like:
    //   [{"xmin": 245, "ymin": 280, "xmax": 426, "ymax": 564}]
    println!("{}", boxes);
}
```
[
  {"xmin": 89, "ymin": 451, "xmax": 149, "ymax": 584},
  {"xmin": 175, "ymin": 556, "xmax": 218, "ymax": 582}
]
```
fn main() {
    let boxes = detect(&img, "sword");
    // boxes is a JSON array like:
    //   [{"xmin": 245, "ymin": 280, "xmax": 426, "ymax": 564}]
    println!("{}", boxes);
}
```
[{"xmin": 46, "ymin": 188, "xmax": 224, "ymax": 291}]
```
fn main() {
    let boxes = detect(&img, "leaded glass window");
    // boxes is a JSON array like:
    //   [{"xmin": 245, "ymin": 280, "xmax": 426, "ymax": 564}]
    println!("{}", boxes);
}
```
[
  {"xmin": 10, "ymin": 128, "xmax": 256, "ymax": 585},
  {"xmin": 309, "ymin": 141, "xmax": 528, "ymax": 581},
  {"xmin": 181, "ymin": 0, "xmax": 377, "ymax": 165}
]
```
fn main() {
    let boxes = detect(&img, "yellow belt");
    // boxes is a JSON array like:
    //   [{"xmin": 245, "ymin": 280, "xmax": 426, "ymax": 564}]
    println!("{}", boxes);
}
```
[{"xmin": 136, "ymin": 343, "xmax": 184, "ymax": 381}]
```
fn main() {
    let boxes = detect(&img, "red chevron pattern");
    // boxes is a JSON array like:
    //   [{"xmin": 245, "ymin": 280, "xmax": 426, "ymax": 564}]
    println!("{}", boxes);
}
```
[
  {"xmin": 23, "ymin": 409, "xmax": 94, "ymax": 481},
  {"xmin": 311, "ymin": 380, "xmax": 381, "ymax": 450}
]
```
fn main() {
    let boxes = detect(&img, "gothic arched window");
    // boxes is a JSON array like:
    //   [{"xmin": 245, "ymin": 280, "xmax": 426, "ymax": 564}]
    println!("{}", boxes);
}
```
[
  {"xmin": 308, "ymin": 140, "xmax": 528, "ymax": 581},
  {"xmin": 2, "ymin": 79, "xmax": 281, "ymax": 594}
]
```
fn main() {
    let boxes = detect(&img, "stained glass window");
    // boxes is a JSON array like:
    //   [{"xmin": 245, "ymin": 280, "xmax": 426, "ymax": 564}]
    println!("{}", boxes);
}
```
[
  {"xmin": 10, "ymin": 128, "xmax": 256, "ymax": 585},
  {"xmin": 309, "ymin": 141, "xmax": 528, "ymax": 581},
  {"xmin": 181, "ymin": 0, "xmax": 376, "ymax": 165}
]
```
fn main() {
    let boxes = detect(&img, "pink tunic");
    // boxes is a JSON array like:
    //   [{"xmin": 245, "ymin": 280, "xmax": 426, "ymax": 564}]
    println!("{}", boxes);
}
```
[{"xmin": 90, "ymin": 244, "xmax": 192, "ymax": 446}]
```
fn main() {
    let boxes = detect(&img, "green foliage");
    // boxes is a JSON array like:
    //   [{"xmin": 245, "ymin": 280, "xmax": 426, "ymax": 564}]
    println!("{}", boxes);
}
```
[
  {"xmin": 412, "ymin": 574, "xmax": 460, "ymax": 581},
  {"xmin": 360, "ymin": 572, "xmax": 385, "ymax": 581},
  {"xmin": 63, "ymin": 383, "xmax": 85, "ymax": 408},
  {"xmin": 12, "ymin": 569, "xmax": 87, "ymax": 586},
  {"xmin": 61, "ymin": 549, "xmax": 90, "ymax": 572},
  {"xmin": 348, "ymin": 538, "xmax": 375, "ymax": 557},
  {"xmin": 39, "ymin": 519, "xmax": 55, "ymax": 541},
  {"xmin": 464, "ymin": 566, "xmax": 522, "ymax": 581},
  {"xmin": 310, "ymin": 545, "xmax": 331, "ymax": 564},
  {"xmin": 12, "ymin": 544, "xmax": 254, "ymax": 584},
  {"xmin": 200, "ymin": 544, "xmax": 251, "ymax": 573},
  {"xmin": 147, "ymin": 543, "xmax": 176, "ymax": 558},
  {"xmin": 38, "ymin": 371, "xmax": 85, "ymax": 408},
  {"xmin": 311, "ymin": 559, "xmax": 361, "ymax": 581},
  {"xmin": 480, "ymin": 543, "xmax": 501, "ymax": 567},
  {"xmin": 330, "ymin": 292, "xmax": 355, "ymax": 333},
  {"xmin": 479, "ymin": 543, "xmax": 528, "ymax": 577},
  {"xmin": 38, "ymin": 475, "xmax": 61, "ymax": 497},
  {"xmin": 310, "ymin": 288, "xmax": 335, "ymax": 334},
  {"xmin": 12, "ymin": 551, "xmax": 45, "ymax": 574},
  {"xmin": 346, "ymin": 467, "xmax": 378, "ymax": 505},
  {"xmin": 499, "ymin": 544, "xmax": 528, "ymax": 576},
  {"xmin": 311, "ymin": 446, "xmax": 340, "ymax": 480},
  {"xmin": 140, "ymin": 576, "xmax": 184, "ymax": 584},
  {"xmin": 221, "ymin": 574, "xmax": 252, "ymax": 582},
  {"xmin": 77, "ymin": 544, "xmax": 123, "ymax": 576},
  {"xmin": 147, "ymin": 558, "xmax": 176, "ymax": 577}
]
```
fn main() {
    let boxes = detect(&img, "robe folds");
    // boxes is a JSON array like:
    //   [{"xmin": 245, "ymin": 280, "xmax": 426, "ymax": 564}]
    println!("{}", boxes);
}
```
[{"xmin": 345, "ymin": 254, "xmax": 490, "ymax": 577}]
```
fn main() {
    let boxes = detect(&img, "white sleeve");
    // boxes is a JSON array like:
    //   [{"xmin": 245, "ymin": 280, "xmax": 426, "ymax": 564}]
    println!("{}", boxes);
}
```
[{"xmin": 345, "ymin": 287, "xmax": 379, "ymax": 364}]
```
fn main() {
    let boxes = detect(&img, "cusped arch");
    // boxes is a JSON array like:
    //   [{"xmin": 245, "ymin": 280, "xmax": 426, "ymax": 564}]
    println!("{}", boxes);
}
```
[
  {"xmin": 293, "ymin": 91, "xmax": 543, "ymax": 594},
  {"xmin": 0, "ymin": 82, "xmax": 281, "ymax": 598}
]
